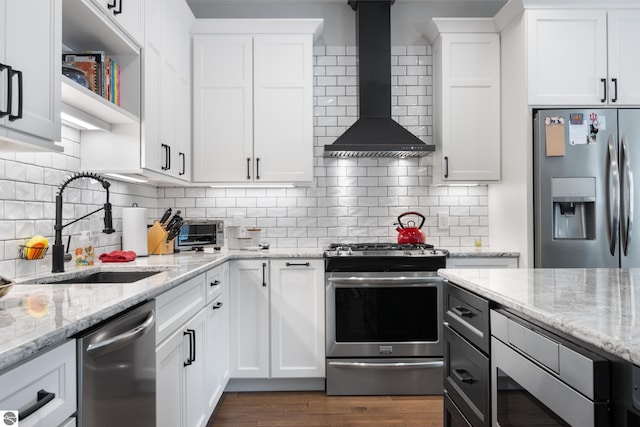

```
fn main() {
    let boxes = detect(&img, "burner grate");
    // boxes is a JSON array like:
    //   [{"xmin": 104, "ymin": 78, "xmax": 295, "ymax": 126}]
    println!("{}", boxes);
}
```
[{"xmin": 328, "ymin": 242, "xmax": 435, "ymax": 251}]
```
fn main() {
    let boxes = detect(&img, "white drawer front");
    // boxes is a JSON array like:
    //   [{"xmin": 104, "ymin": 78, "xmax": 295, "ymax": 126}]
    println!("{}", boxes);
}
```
[
  {"xmin": 0, "ymin": 340, "xmax": 76, "ymax": 427},
  {"xmin": 156, "ymin": 273, "xmax": 206, "ymax": 343},
  {"xmin": 206, "ymin": 263, "xmax": 227, "ymax": 304}
]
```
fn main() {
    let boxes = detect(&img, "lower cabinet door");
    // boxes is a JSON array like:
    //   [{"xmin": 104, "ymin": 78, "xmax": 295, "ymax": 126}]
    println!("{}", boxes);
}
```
[
  {"xmin": 156, "ymin": 309, "xmax": 207, "ymax": 427},
  {"xmin": 444, "ymin": 391, "xmax": 473, "ymax": 427},
  {"xmin": 205, "ymin": 294, "xmax": 229, "ymax": 415}
]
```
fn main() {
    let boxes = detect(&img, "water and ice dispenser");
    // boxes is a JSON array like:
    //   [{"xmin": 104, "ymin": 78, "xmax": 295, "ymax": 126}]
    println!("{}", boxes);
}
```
[{"xmin": 551, "ymin": 177, "xmax": 596, "ymax": 239}]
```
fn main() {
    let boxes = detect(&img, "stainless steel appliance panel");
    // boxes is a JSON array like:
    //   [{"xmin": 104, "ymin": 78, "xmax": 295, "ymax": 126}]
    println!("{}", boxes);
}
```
[
  {"xmin": 491, "ymin": 310, "xmax": 609, "ymax": 427},
  {"xmin": 534, "ymin": 109, "xmax": 619, "ymax": 267},
  {"xmin": 77, "ymin": 300, "xmax": 156, "ymax": 427},
  {"xmin": 534, "ymin": 108, "xmax": 640, "ymax": 268},
  {"xmin": 325, "ymin": 272, "xmax": 443, "ymax": 358},
  {"xmin": 326, "ymin": 358, "xmax": 443, "ymax": 395},
  {"xmin": 619, "ymin": 109, "xmax": 640, "ymax": 267}
]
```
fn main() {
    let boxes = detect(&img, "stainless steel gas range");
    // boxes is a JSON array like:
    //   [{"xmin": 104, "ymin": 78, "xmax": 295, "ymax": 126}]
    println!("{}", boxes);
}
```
[{"xmin": 324, "ymin": 243, "xmax": 448, "ymax": 396}]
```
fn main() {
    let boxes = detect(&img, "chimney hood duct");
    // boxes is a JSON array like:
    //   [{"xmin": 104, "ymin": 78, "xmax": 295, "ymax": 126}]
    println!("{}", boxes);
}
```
[{"xmin": 323, "ymin": 0, "xmax": 434, "ymax": 158}]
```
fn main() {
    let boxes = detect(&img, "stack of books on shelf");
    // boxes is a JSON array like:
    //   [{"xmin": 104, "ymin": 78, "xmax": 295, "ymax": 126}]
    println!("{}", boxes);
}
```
[{"xmin": 62, "ymin": 51, "xmax": 120, "ymax": 106}]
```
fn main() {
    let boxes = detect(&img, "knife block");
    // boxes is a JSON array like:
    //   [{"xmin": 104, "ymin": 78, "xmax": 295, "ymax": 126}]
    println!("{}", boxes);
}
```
[{"xmin": 147, "ymin": 222, "xmax": 175, "ymax": 255}]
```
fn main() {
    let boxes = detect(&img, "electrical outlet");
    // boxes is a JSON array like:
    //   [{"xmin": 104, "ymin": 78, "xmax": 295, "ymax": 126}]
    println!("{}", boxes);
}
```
[{"xmin": 437, "ymin": 213, "xmax": 448, "ymax": 229}]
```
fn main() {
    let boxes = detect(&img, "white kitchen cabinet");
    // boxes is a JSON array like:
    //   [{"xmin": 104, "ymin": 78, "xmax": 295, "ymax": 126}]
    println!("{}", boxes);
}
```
[
  {"xmin": 0, "ymin": 340, "xmax": 76, "ymax": 427},
  {"xmin": 269, "ymin": 259, "xmax": 325, "ymax": 378},
  {"xmin": 191, "ymin": 19, "xmax": 322, "ymax": 185},
  {"xmin": 90, "ymin": 0, "xmax": 144, "ymax": 46},
  {"xmin": 204, "ymin": 262, "xmax": 230, "ymax": 414},
  {"xmin": 156, "ymin": 309, "xmax": 207, "ymax": 427},
  {"xmin": 229, "ymin": 259, "xmax": 270, "ymax": 377},
  {"xmin": 426, "ymin": 19, "xmax": 501, "ymax": 183},
  {"xmin": 155, "ymin": 272, "xmax": 208, "ymax": 427},
  {"xmin": 446, "ymin": 256, "xmax": 519, "ymax": 269},
  {"xmin": 527, "ymin": 9, "xmax": 640, "ymax": 106},
  {"xmin": 76, "ymin": 0, "xmax": 193, "ymax": 185},
  {"xmin": 229, "ymin": 258, "xmax": 325, "ymax": 379},
  {"xmin": 0, "ymin": 0, "xmax": 62, "ymax": 152}
]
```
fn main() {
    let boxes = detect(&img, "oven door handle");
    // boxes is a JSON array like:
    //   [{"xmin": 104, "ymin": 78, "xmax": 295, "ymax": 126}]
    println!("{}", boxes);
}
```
[
  {"xmin": 327, "ymin": 277, "xmax": 442, "ymax": 285},
  {"xmin": 328, "ymin": 361, "xmax": 444, "ymax": 369}
]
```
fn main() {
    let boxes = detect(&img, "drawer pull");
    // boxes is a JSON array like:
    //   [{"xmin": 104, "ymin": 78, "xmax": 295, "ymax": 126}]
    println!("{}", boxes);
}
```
[
  {"xmin": 452, "ymin": 306, "xmax": 474, "ymax": 318},
  {"xmin": 210, "ymin": 280, "xmax": 221, "ymax": 287},
  {"xmin": 285, "ymin": 262, "xmax": 310, "ymax": 267},
  {"xmin": 19, "ymin": 389, "xmax": 55, "ymax": 420},
  {"xmin": 452, "ymin": 368, "xmax": 476, "ymax": 384},
  {"xmin": 212, "ymin": 301, "xmax": 223, "ymax": 310}
]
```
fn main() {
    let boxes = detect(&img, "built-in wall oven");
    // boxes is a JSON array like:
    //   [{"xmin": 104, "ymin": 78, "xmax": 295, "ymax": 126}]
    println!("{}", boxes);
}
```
[
  {"xmin": 491, "ymin": 309, "xmax": 610, "ymax": 427},
  {"xmin": 324, "ymin": 243, "xmax": 448, "ymax": 395}
]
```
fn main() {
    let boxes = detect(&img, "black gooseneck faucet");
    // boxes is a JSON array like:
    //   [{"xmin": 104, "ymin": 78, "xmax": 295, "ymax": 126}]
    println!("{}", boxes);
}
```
[{"xmin": 52, "ymin": 172, "xmax": 115, "ymax": 273}]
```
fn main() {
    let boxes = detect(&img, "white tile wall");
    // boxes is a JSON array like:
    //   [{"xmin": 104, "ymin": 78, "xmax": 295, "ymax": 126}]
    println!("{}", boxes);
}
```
[
  {"xmin": 0, "ymin": 45, "xmax": 490, "ymax": 277},
  {"xmin": 158, "ymin": 45, "xmax": 489, "ymax": 251},
  {"xmin": 0, "ymin": 126, "xmax": 158, "ymax": 278}
]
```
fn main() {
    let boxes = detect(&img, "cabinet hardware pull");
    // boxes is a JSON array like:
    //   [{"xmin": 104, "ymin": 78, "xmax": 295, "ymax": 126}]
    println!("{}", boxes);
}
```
[
  {"xmin": 452, "ymin": 368, "xmax": 476, "ymax": 384},
  {"xmin": 8, "ymin": 69, "xmax": 22, "ymax": 121},
  {"xmin": 179, "ymin": 152, "xmax": 185, "ymax": 175},
  {"xmin": 183, "ymin": 329, "xmax": 195, "ymax": 366},
  {"xmin": 108, "ymin": 0, "xmax": 122, "ymax": 15},
  {"xmin": 286, "ymin": 262, "xmax": 310, "ymax": 267},
  {"xmin": 213, "ymin": 302, "xmax": 223, "ymax": 310},
  {"xmin": 210, "ymin": 280, "xmax": 221, "ymax": 287},
  {"xmin": 444, "ymin": 156, "xmax": 449, "ymax": 178},
  {"xmin": 601, "ymin": 78, "xmax": 607, "ymax": 103},
  {"xmin": 451, "ymin": 306, "xmax": 474, "ymax": 318},
  {"xmin": 256, "ymin": 157, "xmax": 261, "ymax": 180},
  {"xmin": 611, "ymin": 78, "xmax": 618, "ymax": 103},
  {"xmin": 262, "ymin": 262, "xmax": 267, "ymax": 287},
  {"xmin": 18, "ymin": 389, "xmax": 56, "ymax": 421},
  {"xmin": 246, "ymin": 157, "xmax": 251, "ymax": 180},
  {"xmin": 161, "ymin": 144, "xmax": 172, "ymax": 170},
  {"xmin": 0, "ymin": 63, "xmax": 11, "ymax": 118}
]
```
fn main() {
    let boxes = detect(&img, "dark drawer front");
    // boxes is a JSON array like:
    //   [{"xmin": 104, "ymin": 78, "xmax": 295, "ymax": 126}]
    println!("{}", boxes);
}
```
[
  {"xmin": 445, "ymin": 281, "xmax": 490, "ymax": 354},
  {"xmin": 444, "ymin": 391, "xmax": 473, "ymax": 427},
  {"xmin": 444, "ymin": 324, "xmax": 490, "ymax": 427}
]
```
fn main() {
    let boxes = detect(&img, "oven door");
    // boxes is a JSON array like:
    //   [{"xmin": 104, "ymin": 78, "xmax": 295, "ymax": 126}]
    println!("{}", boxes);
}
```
[
  {"xmin": 491, "ymin": 337, "xmax": 609, "ymax": 427},
  {"xmin": 325, "ymin": 272, "xmax": 443, "ymax": 358}
]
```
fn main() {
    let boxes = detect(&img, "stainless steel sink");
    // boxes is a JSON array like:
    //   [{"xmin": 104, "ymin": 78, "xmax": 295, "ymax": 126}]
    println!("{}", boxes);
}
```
[
  {"xmin": 50, "ymin": 270, "xmax": 163, "ymax": 284},
  {"xmin": 22, "ymin": 270, "xmax": 166, "ymax": 285}
]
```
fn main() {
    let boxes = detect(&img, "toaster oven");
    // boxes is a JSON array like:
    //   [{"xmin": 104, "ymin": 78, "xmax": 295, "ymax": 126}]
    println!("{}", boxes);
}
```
[{"xmin": 174, "ymin": 220, "xmax": 224, "ymax": 250}]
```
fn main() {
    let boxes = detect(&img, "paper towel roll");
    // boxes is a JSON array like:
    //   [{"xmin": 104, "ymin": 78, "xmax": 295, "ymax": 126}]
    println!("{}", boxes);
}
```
[{"xmin": 122, "ymin": 206, "xmax": 148, "ymax": 256}]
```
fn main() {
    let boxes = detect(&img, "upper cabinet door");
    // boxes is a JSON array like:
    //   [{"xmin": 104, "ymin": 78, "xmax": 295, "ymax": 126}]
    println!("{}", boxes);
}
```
[
  {"xmin": 192, "ymin": 35, "xmax": 254, "ymax": 183},
  {"xmin": 91, "ymin": 0, "xmax": 144, "ymax": 46},
  {"xmin": 527, "ymin": 10, "xmax": 607, "ymax": 106},
  {"xmin": 3, "ymin": 0, "xmax": 61, "ymax": 143},
  {"xmin": 253, "ymin": 34, "xmax": 314, "ymax": 183},
  {"xmin": 607, "ymin": 10, "xmax": 640, "ymax": 105}
]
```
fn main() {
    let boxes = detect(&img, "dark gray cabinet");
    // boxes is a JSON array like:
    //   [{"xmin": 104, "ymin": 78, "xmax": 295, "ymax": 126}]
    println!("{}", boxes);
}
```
[{"xmin": 443, "ymin": 281, "xmax": 491, "ymax": 427}]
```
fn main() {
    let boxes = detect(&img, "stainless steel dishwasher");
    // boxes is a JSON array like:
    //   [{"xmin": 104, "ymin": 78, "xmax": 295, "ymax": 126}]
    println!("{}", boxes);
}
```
[{"xmin": 77, "ymin": 300, "xmax": 156, "ymax": 427}]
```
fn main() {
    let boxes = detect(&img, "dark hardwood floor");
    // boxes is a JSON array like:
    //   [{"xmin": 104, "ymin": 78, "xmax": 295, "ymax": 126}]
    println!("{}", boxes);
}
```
[{"xmin": 207, "ymin": 392, "xmax": 444, "ymax": 427}]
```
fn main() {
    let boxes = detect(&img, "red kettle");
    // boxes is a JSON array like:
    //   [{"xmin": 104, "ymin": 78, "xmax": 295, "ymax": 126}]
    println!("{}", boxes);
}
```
[{"xmin": 395, "ymin": 211, "xmax": 426, "ymax": 244}]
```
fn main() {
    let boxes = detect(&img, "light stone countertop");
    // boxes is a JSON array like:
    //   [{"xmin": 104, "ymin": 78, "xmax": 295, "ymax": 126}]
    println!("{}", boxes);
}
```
[
  {"xmin": 438, "ymin": 268, "xmax": 640, "ymax": 365},
  {"xmin": 447, "ymin": 251, "xmax": 520, "ymax": 258},
  {"xmin": 0, "ymin": 248, "xmax": 323, "ymax": 373}
]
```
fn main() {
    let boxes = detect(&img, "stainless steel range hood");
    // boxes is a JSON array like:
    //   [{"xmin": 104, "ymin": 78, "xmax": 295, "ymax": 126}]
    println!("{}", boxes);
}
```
[{"xmin": 324, "ymin": 0, "xmax": 434, "ymax": 158}]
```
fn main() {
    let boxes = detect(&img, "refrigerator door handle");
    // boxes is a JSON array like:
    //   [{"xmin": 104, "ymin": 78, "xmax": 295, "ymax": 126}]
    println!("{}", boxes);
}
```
[
  {"xmin": 621, "ymin": 135, "xmax": 634, "ymax": 256},
  {"xmin": 608, "ymin": 135, "xmax": 620, "ymax": 256}
]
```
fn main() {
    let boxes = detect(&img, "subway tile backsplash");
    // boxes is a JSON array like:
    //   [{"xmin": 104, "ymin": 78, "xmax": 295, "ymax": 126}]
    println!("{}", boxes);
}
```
[
  {"xmin": 0, "ymin": 45, "xmax": 488, "ymax": 277},
  {"xmin": 158, "ymin": 46, "xmax": 489, "ymax": 251}
]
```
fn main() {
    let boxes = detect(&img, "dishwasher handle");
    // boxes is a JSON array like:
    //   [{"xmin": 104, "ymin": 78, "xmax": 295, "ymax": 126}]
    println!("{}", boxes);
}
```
[{"xmin": 86, "ymin": 310, "xmax": 155, "ymax": 358}]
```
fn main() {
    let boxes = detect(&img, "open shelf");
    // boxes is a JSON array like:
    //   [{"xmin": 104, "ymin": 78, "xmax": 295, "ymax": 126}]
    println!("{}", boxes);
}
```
[{"xmin": 61, "ymin": 76, "xmax": 138, "ymax": 125}]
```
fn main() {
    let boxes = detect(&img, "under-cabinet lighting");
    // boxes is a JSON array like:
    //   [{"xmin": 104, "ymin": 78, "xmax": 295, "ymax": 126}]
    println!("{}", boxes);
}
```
[
  {"xmin": 209, "ymin": 184, "xmax": 295, "ymax": 188},
  {"xmin": 105, "ymin": 173, "xmax": 148, "ymax": 183},
  {"xmin": 61, "ymin": 103, "xmax": 111, "ymax": 131}
]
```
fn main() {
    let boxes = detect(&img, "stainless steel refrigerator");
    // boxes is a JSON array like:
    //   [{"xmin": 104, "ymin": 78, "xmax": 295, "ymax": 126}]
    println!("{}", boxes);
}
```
[{"xmin": 534, "ymin": 109, "xmax": 640, "ymax": 268}]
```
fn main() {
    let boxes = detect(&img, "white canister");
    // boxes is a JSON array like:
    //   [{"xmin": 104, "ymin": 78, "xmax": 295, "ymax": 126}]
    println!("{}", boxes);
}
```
[
  {"xmin": 122, "ymin": 206, "xmax": 148, "ymax": 256},
  {"xmin": 227, "ymin": 226, "xmax": 240, "ymax": 249},
  {"xmin": 246, "ymin": 228, "xmax": 262, "ymax": 247}
]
